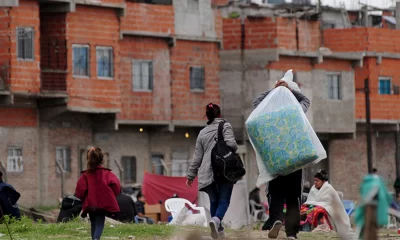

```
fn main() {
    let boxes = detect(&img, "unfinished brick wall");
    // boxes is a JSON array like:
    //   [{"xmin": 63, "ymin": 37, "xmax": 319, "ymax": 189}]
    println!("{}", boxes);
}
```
[
  {"xmin": 324, "ymin": 28, "xmax": 368, "ymax": 52},
  {"xmin": 9, "ymin": 0, "xmax": 41, "ymax": 93},
  {"xmin": 118, "ymin": 36, "xmax": 171, "ymax": 121},
  {"xmin": 170, "ymin": 40, "xmax": 220, "ymax": 121},
  {"xmin": 214, "ymin": 9, "xmax": 223, "ymax": 39},
  {"xmin": 276, "ymin": 17, "xmax": 296, "ymax": 50},
  {"xmin": 40, "ymin": 113, "xmax": 92, "ymax": 205},
  {"xmin": 121, "ymin": 2, "xmax": 174, "ymax": 35},
  {"xmin": 0, "ymin": 126, "xmax": 39, "ymax": 206},
  {"xmin": 0, "ymin": 108, "xmax": 37, "ymax": 127},
  {"xmin": 298, "ymin": 20, "xmax": 320, "ymax": 51},
  {"xmin": 245, "ymin": 17, "xmax": 277, "ymax": 49},
  {"xmin": 211, "ymin": 0, "xmax": 229, "ymax": 6},
  {"xmin": 268, "ymin": 56, "xmax": 313, "ymax": 72},
  {"xmin": 40, "ymin": 12, "xmax": 67, "ymax": 91},
  {"xmin": 222, "ymin": 18, "xmax": 241, "ymax": 50},
  {"xmin": 329, "ymin": 133, "xmax": 368, "ymax": 200},
  {"xmin": 222, "ymin": 17, "xmax": 320, "ymax": 51},
  {"xmin": 0, "ymin": 8, "xmax": 11, "ymax": 89},
  {"xmin": 355, "ymin": 57, "xmax": 400, "ymax": 120},
  {"xmin": 66, "ymin": 5, "xmax": 121, "ymax": 111}
]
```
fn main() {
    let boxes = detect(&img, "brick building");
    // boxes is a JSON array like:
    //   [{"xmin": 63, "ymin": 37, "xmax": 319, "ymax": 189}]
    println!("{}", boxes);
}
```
[
  {"xmin": 217, "ymin": 2, "xmax": 400, "ymax": 200},
  {"xmin": 0, "ymin": 0, "xmax": 222, "ymax": 206}
]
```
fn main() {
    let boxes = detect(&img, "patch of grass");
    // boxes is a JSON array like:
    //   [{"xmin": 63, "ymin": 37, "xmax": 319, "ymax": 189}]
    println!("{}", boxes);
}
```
[{"xmin": 0, "ymin": 217, "xmax": 176, "ymax": 240}]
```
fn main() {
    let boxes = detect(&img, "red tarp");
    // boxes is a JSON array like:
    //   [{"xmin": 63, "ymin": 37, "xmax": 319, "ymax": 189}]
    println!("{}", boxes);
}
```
[{"xmin": 142, "ymin": 172, "xmax": 198, "ymax": 205}]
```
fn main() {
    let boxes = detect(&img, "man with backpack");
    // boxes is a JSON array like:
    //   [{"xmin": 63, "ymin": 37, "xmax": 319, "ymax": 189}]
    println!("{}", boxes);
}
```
[{"xmin": 187, "ymin": 103, "xmax": 245, "ymax": 239}]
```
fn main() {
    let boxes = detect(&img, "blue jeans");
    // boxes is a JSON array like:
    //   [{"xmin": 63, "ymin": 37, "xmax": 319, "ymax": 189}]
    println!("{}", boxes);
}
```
[
  {"xmin": 89, "ymin": 212, "xmax": 106, "ymax": 240},
  {"xmin": 204, "ymin": 182, "xmax": 234, "ymax": 223},
  {"xmin": 134, "ymin": 215, "xmax": 155, "ymax": 224}
]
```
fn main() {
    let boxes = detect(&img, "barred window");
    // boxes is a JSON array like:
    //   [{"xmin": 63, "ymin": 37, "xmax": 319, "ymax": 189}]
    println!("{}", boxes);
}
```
[
  {"xmin": 190, "ymin": 66, "xmax": 205, "ymax": 91},
  {"xmin": 17, "ymin": 27, "xmax": 34, "ymax": 60}
]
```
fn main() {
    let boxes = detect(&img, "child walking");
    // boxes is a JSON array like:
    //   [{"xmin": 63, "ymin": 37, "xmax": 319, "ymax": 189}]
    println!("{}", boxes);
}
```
[{"xmin": 75, "ymin": 147, "xmax": 121, "ymax": 240}]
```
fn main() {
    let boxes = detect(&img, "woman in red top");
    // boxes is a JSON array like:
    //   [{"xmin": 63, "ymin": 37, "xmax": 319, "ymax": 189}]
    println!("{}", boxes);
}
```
[{"xmin": 75, "ymin": 147, "xmax": 121, "ymax": 240}]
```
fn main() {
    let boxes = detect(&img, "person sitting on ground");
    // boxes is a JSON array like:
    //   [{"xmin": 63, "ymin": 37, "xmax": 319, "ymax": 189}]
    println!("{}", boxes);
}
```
[
  {"xmin": 0, "ymin": 171, "xmax": 21, "ymax": 221},
  {"xmin": 301, "ymin": 170, "xmax": 352, "ymax": 239},
  {"xmin": 134, "ymin": 192, "xmax": 154, "ymax": 224},
  {"xmin": 109, "ymin": 193, "xmax": 137, "ymax": 223}
]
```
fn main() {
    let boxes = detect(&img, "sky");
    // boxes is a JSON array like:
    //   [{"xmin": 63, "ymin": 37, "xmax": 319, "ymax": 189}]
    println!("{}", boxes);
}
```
[{"xmin": 288, "ymin": 0, "xmax": 396, "ymax": 10}]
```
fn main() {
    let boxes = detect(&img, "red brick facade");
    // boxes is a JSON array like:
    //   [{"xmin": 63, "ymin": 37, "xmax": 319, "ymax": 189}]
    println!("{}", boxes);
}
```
[
  {"xmin": 170, "ymin": 40, "xmax": 220, "ymax": 121},
  {"xmin": 66, "ymin": 6, "xmax": 122, "ymax": 111},
  {"xmin": 121, "ymin": 3, "xmax": 174, "ymax": 35},
  {"xmin": 118, "ymin": 36, "xmax": 172, "ymax": 121},
  {"xmin": 9, "ymin": 0, "xmax": 41, "ymax": 93},
  {"xmin": 0, "ymin": 108, "xmax": 37, "ymax": 127}
]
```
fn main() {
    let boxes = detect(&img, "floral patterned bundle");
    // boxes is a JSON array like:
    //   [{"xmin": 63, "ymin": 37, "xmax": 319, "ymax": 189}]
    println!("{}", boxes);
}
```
[{"xmin": 246, "ymin": 105, "xmax": 318, "ymax": 176}]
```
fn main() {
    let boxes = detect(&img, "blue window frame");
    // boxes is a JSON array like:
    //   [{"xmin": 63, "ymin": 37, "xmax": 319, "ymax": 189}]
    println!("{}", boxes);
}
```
[
  {"xmin": 96, "ymin": 46, "xmax": 113, "ymax": 78},
  {"xmin": 72, "ymin": 45, "xmax": 89, "ymax": 77},
  {"xmin": 379, "ymin": 77, "xmax": 391, "ymax": 95}
]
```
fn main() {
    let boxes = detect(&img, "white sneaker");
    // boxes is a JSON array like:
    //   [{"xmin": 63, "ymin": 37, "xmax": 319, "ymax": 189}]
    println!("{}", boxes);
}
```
[
  {"xmin": 287, "ymin": 236, "xmax": 298, "ymax": 240},
  {"xmin": 218, "ymin": 230, "xmax": 225, "ymax": 239},
  {"xmin": 268, "ymin": 220, "xmax": 283, "ymax": 239},
  {"xmin": 209, "ymin": 217, "xmax": 220, "ymax": 239}
]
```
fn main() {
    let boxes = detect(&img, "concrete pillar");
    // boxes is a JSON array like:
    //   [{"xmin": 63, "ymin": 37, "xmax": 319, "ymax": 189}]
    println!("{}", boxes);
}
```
[
  {"xmin": 396, "ymin": 2, "xmax": 400, "ymax": 30},
  {"xmin": 362, "ymin": 6, "xmax": 369, "ymax": 27},
  {"xmin": 396, "ymin": 132, "xmax": 400, "ymax": 178}
]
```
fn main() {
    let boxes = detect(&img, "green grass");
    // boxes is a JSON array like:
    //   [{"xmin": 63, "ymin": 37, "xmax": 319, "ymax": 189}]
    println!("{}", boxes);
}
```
[
  {"xmin": 0, "ymin": 217, "xmax": 397, "ymax": 240},
  {"xmin": 0, "ymin": 217, "xmax": 176, "ymax": 240}
]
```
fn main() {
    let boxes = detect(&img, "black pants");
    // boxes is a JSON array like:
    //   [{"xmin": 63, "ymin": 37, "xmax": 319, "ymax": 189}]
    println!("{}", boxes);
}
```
[{"xmin": 263, "ymin": 169, "xmax": 302, "ymax": 236}]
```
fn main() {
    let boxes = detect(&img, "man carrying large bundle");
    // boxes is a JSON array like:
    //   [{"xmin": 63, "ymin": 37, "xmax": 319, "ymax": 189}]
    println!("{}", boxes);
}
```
[{"xmin": 249, "ymin": 70, "xmax": 324, "ymax": 240}]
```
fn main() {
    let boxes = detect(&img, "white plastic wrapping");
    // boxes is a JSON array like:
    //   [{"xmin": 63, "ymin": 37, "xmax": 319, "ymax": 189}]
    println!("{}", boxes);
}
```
[{"xmin": 246, "ymin": 86, "xmax": 327, "ymax": 187}]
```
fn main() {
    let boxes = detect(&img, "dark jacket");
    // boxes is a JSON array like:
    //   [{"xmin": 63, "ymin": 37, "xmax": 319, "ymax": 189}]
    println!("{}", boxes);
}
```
[
  {"xmin": 253, "ymin": 89, "xmax": 311, "ymax": 113},
  {"xmin": 0, "ymin": 181, "xmax": 21, "ymax": 219},
  {"xmin": 109, "ymin": 194, "xmax": 137, "ymax": 223},
  {"xmin": 75, "ymin": 166, "xmax": 121, "ymax": 214}
]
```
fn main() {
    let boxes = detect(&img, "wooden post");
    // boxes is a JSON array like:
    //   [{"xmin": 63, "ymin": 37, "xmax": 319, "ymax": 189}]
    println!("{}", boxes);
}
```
[{"xmin": 364, "ymin": 204, "xmax": 378, "ymax": 240}]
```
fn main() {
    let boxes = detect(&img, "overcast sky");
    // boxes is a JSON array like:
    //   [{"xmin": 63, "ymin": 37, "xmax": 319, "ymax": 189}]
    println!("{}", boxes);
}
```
[{"xmin": 288, "ymin": 0, "xmax": 396, "ymax": 9}]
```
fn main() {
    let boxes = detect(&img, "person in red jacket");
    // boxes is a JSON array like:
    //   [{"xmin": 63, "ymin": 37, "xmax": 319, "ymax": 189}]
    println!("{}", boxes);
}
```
[{"xmin": 75, "ymin": 147, "xmax": 121, "ymax": 240}]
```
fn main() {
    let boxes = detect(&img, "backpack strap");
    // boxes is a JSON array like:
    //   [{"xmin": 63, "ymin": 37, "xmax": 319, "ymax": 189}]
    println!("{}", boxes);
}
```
[{"xmin": 217, "ymin": 120, "xmax": 226, "ymax": 143}]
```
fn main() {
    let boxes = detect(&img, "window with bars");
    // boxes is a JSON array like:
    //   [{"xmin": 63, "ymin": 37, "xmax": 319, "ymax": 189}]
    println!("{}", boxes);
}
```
[
  {"xmin": 96, "ymin": 47, "xmax": 113, "ymax": 78},
  {"xmin": 171, "ymin": 151, "xmax": 188, "ymax": 177},
  {"xmin": 7, "ymin": 147, "xmax": 23, "ymax": 173},
  {"xmin": 121, "ymin": 156, "xmax": 137, "ymax": 183},
  {"xmin": 379, "ymin": 77, "xmax": 391, "ymax": 95},
  {"xmin": 190, "ymin": 66, "xmax": 205, "ymax": 91},
  {"xmin": 73, "ymin": 45, "xmax": 90, "ymax": 77},
  {"xmin": 132, "ymin": 60, "xmax": 153, "ymax": 91},
  {"xmin": 327, "ymin": 74, "xmax": 341, "ymax": 100},
  {"xmin": 56, "ymin": 147, "xmax": 71, "ymax": 173},
  {"xmin": 151, "ymin": 155, "xmax": 164, "ymax": 175},
  {"xmin": 17, "ymin": 27, "xmax": 34, "ymax": 60}
]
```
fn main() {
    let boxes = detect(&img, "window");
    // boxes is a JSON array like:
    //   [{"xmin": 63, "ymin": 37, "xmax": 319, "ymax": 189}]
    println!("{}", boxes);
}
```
[
  {"xmin": 121, "ymin": 156, "xmax": 137, "ymax": 183},
  {"xmin": 190, "ymin": 66, "xmax": 205, "ymax": 91},
  {"xmin": 56, "ymin": 147, "xmax": 71, "ymax": 173},
  {"xmin": 151, "ymin": 155, "xmax": 164, "ymax": 175},
  {"xmin": 7, "ymin": 147, "xmax": 23, "ymax": 173},
  {"xmin": 96, "ymin": 47, "xmax": 113, "ymax": 78},
  {"xmin": 132, "ymin": 60, "xmax": 153, "ymax": 91},
  {"xmin": 379, "ymin": 77, "xmax": 391, "ymax": 95},
  {"xmin": 322, "ymin": 23, "xmax": 335, "ymax": 29},
  {"xmin": 171, "ymin": 151, "xmax": 188, "ymax": 177},
  {"xmin": 73, "ymin": 45, "xmax": 89, "ymax": 77},
  {"xmin": 17, "ymin": 27, "xmax": 34, "ymax": 60},
  {"xmin": 327, "ymin": 74, "xmax": 341, "ymax": 100}
]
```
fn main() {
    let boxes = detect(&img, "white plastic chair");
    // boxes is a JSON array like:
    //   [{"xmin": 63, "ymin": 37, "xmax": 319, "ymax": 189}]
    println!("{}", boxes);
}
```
[
  {"xmin": 249, "ymin": 200, "xmax": 267, "ymax": 222},
  {"xmin": 165, "ymin": 198, "xmax": 208, "ymax": 227}
]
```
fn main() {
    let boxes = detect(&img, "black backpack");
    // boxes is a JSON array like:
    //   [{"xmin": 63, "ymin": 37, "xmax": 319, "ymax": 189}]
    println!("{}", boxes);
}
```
[{"xmin": 211, "ymin": 121, "xmax": 246, "ymax": 183}]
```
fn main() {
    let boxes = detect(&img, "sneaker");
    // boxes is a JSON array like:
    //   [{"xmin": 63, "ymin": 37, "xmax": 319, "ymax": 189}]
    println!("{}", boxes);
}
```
[
  {"xmin": 209, "ymin": 217, "xmax": 220, "ymax": 239},
  {"xmin": 287, "ymin": 236, "xmax": 298, "ymax": 240},
  {"xmin": 218, "ymin": 230, "xmax": 226, "ymax": 239},
  {"xmin": 267, "ymin": 220, "xmax": 283, "ymax": 239}
]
